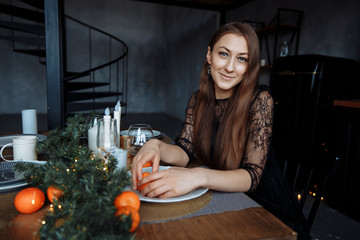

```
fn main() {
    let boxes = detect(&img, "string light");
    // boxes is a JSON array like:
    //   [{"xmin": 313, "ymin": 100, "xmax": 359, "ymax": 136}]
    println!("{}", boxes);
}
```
[
  {"xmin": 42, "ymin": 220, "xmax": 46, "ymax": 225},
  {"xmin": 297, "ymin": 194, "xmax": 301, "ymax": 201},
  {"xmin": 58, "ymin": 204, "xmax": 62, "ymax": 210}
]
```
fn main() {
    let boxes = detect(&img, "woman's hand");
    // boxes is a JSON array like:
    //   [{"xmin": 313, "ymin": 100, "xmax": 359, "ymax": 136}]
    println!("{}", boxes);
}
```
[
  {"xmin": 138, "ymin": 167, "xmax": 201, "ymax": 198},
  {"xmin": 131, "ymin": 139, "xmax": 161, "ymax": 190}
]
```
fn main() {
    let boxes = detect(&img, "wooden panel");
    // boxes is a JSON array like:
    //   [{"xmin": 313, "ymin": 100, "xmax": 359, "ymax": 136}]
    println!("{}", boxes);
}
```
[{"xmin": 333, "ymin": 100, "xmax": 360, "ymax": 109}]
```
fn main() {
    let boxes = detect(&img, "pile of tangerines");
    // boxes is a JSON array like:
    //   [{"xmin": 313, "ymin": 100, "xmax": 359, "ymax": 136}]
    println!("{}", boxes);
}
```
[
  {"xmin": 14, "ymin": 186, "xmax": 141, "ymax": 232},
  {"xmin": 13, "ymin": 162, "xmax": 154, "ymax": 233}
]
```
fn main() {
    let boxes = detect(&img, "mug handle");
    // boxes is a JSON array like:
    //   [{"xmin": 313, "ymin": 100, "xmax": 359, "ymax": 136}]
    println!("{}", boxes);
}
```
[{"xmin": 1, "ymin": 143, "xmax": 13, "ymax": 161}]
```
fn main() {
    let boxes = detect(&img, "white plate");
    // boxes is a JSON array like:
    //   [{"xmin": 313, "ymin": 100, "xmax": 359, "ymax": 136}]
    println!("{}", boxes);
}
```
[
  {"xmin": 120, "ymin": 130, "xmax": 162, "ymax": 138},
  {"xmin": 0, "ymin": 134, "xmax": 47, "ymax": 147},
  {"xmin": 0, "ymin": 160, "xmax": 46, "ymax": 193},
  {"xmin": 129, "ymin": 166, "xmax": 209, "ymax": 203}
]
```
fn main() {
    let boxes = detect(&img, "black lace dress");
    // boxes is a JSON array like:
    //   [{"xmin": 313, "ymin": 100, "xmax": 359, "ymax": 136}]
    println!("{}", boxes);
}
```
[{"xmin": 175, "ymin": 85, "xmax": 311, "ymax": 240}]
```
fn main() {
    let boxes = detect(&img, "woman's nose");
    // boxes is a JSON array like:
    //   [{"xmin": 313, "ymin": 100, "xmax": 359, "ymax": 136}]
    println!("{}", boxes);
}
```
[{"xmin": 225, "ymin": 59, "xmax": 235, "ymax": 72}]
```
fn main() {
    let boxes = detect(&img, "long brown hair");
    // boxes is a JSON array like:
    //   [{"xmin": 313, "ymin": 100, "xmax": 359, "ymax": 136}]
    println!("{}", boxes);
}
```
[{"xmin": 193, "ymin": 22, "xmax": 260, "ymax": 170}]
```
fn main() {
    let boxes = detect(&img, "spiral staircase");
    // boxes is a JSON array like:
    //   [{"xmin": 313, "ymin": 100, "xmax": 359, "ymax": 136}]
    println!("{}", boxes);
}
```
[{"xmin": 0, "ymin": 0, "xmax": 128, "ymax": 128}]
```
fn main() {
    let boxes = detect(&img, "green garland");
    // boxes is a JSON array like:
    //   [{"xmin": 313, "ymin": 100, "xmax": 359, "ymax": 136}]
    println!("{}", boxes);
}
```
[{"xmin": 14, "ymin": 114, "xmax": 136, "ymax": 240}]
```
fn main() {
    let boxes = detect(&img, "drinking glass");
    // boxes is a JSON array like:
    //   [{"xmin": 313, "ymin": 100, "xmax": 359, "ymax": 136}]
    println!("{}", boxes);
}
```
[
  {"xmin": 125, "ymin": 124, "xmax": 154, "ymax": 155},
  {"xmin": 96, "ymin": 119, "xmax": 118, "ymax": 161}
]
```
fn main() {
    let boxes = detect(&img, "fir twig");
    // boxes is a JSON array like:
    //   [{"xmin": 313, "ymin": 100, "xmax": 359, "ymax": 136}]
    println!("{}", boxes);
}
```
[{"xmin": 14, "ymin": 114, "xmax": 135, "ymax": 239}]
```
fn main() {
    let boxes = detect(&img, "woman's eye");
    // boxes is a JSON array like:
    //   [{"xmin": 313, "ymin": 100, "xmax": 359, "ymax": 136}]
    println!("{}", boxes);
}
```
[
  {"xmin": 238, "ymin": 57, "xmax": 248, "ymax": 62},
  {"xmin": 219, "ymin": 52, "xmax": 228, "ymax": 57}
]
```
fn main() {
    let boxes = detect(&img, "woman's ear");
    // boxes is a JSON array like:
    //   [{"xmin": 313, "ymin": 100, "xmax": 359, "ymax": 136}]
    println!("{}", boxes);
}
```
[{"xmin": 206, "ymin": 46, "xmax": 211, "ymax": 64}]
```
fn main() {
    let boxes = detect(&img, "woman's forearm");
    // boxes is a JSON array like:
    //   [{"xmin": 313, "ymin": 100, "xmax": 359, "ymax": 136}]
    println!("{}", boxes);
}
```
[
  {"xmin": 155, "ymin": 139, "xmax": 189, "ymax": 167},
  {"xmin": 195, "ymin": 167, "xmax": 252, "ymax": 192}
]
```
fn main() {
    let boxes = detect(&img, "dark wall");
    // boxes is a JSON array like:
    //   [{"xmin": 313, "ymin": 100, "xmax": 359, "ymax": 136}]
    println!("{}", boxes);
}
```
[{"xmin": 0, "ymin": 0, "xmax": 359, "ymax": 122}]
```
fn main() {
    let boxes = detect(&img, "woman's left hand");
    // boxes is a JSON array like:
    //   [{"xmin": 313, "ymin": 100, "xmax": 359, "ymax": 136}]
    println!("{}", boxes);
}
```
[{"xmin": 137, "ymin": 167, "xmax": 202, "ymax": 198}]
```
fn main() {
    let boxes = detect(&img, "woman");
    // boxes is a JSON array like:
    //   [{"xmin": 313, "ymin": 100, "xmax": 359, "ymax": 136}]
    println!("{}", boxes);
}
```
[{"xmin": 131, "ymin": 22, "xmax": 310, "ymax": 240}]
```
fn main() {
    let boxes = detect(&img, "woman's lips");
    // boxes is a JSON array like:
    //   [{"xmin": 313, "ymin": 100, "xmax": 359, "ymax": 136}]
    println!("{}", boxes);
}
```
[{"xmin": 220, "ymin": 72, "xmax": 234, "ymax": 80}]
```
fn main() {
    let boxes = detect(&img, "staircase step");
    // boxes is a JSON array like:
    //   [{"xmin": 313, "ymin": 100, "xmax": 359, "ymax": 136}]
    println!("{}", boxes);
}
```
[
  {"xmin": 67, "ymin": 102, "xmax": 127, "ymax": 113},
  {"xmin": 67, "ymin": 92, "xmax": 123, "ymax": 102},
  {"xmin": 14, "ymin": 49, "xmax": 46, "ymax": 57},
  {"xmin": 19, "ymin": 0, "xmax": 44, "ymax": 10},
  {"xmin": 63, "ymin": 71, "xmax": 91, "ymax": 82},
  {"xmin": 64, "ymin": 82, "xmax": 109, "ymax": 91},
  {"xmin": 0, "ymin": 21, "xmax": 45, "ymax": 35},
  {"xmin": 0, "ymin": 35, "xmax": 45, "ymax": 47},
  {"xmin": 0, "ymin": 3, "xmax": 44, "ymax": 23}
]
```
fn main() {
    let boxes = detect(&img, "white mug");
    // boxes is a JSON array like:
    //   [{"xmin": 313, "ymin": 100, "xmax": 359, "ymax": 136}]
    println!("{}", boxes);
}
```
[
  {"xmin": 0, "ymin": 136, "xmax": 37, "ymax": 162},
  {"xmin": 22, "ymin": 109, "xmax": 38, "ymax": 134}
]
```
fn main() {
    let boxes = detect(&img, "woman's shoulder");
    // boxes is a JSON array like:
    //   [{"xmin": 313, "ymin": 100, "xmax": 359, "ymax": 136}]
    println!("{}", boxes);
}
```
[
  {"xmin": 251, "ymin": 85, "xmax": 273, "ymax": 106},
  {"xmin": 186, "ymin": 90, "xmax": 199, "ymax": 109},
  {"xmin": 254, "ymin": 84, "xmax": 271, "ymax": 95}
]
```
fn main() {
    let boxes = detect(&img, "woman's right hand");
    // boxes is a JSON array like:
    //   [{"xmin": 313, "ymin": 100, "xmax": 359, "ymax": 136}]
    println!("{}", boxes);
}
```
[{"xmin": 131, "ymin": 139, "xmax": 161, "ymax": 190}]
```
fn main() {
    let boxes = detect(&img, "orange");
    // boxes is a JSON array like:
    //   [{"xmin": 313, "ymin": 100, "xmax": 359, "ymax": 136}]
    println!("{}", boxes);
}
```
[
  {"xmin": 14, "ymin": 187, "xmax": 45, "ymax": 214},
  {"xmin": 143, "ymin": 162, "xmax": 152, "ymax": 168},
  {"xmin": 115, "ymin": 206, "xmax": 140, "ymax": 232},
  {"xmin": 114, "ymin": 191, "xmax": 140, "ymax": 211},
  {"xmin": 47, "ymin": 186, "xmax": 63, "ymax": 203},
  {"xmin": 137, "ymin": 172, "xmax": 150, "ymax": 190}
]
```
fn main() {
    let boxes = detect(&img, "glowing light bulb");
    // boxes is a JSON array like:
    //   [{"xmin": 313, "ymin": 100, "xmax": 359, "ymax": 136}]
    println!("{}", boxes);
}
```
[{"xmin": 297, "ymin": 194, "xmax": 301, "ymax": 201}]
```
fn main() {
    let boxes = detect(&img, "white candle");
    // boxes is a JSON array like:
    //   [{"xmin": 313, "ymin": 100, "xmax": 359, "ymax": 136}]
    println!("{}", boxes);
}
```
[
  {"xmin": 88, "ymin": 118, "xmax": 98, "ymax": 151},
  {"xmin": 104, "ymin": 107, "xmax": 111, "ymax": 151},
  {"xmin": 22, "ymin": 109, "xmax": 38, "ymax": 134},
  {"xmin": 114, "ymin": 148, "xmax": 127, "ymax": 170},
  {"xmin": 114, "ymin": 100, "xmax": 121, "ymax": 134}
]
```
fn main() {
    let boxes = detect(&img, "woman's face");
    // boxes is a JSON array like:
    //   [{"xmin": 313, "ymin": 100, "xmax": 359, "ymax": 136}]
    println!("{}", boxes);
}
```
[{"xmin": 207, "ymin": 33, "xmax": 249, "ymax": 99}]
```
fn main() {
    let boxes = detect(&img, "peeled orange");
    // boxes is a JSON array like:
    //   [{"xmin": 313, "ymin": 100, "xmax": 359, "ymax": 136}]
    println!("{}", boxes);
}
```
[
  {"xmin": 137, "ymin": 172, "xmax": 150, "ymax": 190},
  {"xmin": 143, "ymin": 162, "xmax": 152, "ymax": 168}
]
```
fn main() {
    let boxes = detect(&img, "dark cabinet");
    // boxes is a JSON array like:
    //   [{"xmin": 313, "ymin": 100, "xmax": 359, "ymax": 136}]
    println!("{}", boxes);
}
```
[
  {"xmin": 256, "ymin": 8, "xmax": 303, "ymax": 67},
  {"xmin": 269, "ymin": 54, "xmax": 360, "ymax": 221},
  {"xmin": 327, "ymin": 104, "xmax": 360, "ymax": 222},
  {"xmin": 270, "ymin": 54, "xmax": 358, "ymax": 168}
]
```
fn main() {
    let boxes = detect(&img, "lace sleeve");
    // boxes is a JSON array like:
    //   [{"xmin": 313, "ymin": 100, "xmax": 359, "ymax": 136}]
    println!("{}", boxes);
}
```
[
  {"xmin": 241, "ymin": 88, "xmax": 274, "ymax": 192},
  {"xmin": 175, "ymin": 91, "xmax": 198, "ymax": 160}
]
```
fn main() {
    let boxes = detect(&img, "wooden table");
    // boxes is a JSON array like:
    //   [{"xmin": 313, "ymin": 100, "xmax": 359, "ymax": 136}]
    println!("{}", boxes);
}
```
[
  {"xmin": 136, "ymin": 207, "xmax": 296, "ymax": 240},
  {"xmin": 0, "ymin": 190, "xmax": 297, "ymax": 240},
  {"xmin": 0, "ymin": 132, "xmax": 297, "ymax": 239}
]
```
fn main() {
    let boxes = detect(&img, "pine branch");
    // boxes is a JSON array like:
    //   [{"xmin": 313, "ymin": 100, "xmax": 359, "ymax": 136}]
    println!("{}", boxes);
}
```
[{"xmin": 14, "ymin": 114, "xmax": 135, "ymax": 239}]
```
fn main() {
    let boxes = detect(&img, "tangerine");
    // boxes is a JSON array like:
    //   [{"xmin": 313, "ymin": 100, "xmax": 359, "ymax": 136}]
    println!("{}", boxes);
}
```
[
  {"xmin": 114, "ymin": 191, "xmax": 140, "ymax": 211},
  {"xmin": 47, "ymin": 186, "xmax": 63, "ymax": 203},
  {"xmin": 143, "ymin": 162, "xmax": 152, "ymax": 168},
  {"xmin": 137, "ymin": 172, "xmax": 150, "ymax": 190},
  {"xmin": 115, "ymin": 206, "xmax": 140, "ymax": 232},
  {"xmin": 14, "ymin": 187, "xmax": 45, "ymax": 214}
]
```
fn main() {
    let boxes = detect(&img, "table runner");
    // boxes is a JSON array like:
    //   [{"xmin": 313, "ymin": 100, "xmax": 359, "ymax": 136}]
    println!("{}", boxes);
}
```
[{"xmin": 140, "ymin": 191, "xmax": 260, "ymax": 224}]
